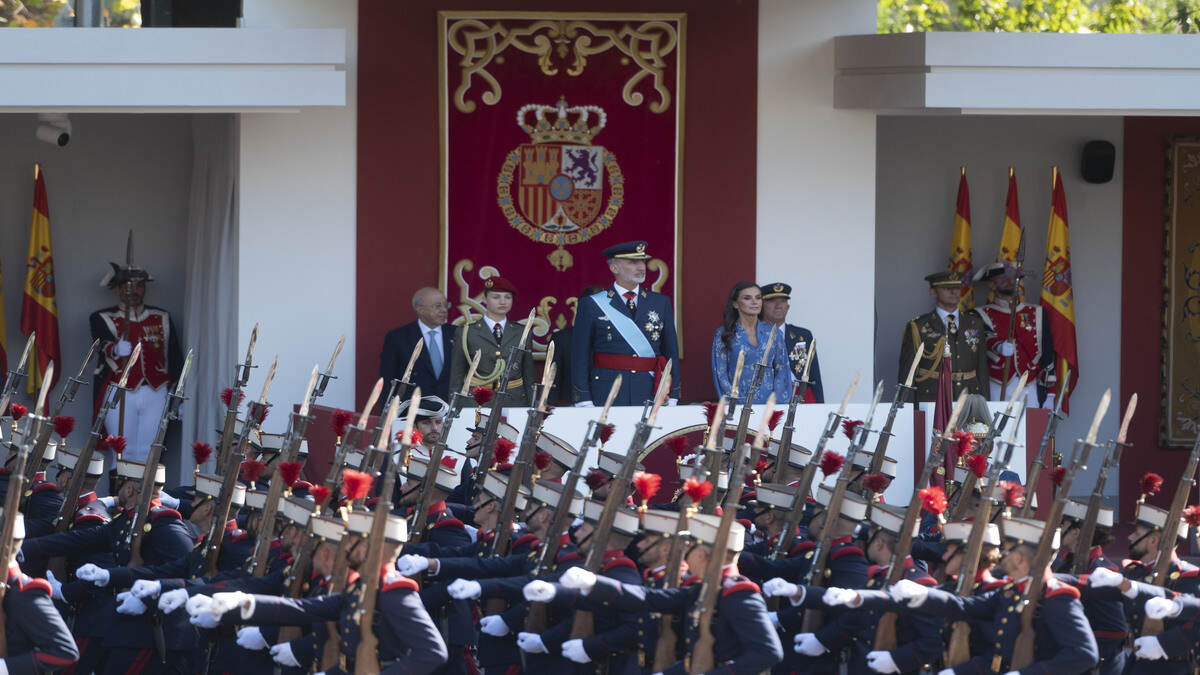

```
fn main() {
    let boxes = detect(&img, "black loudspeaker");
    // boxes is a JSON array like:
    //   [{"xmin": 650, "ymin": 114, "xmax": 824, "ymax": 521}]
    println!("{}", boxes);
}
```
[{"xmin": 1081, "ymin": 140, "xmax": 1115, "ymax": 184}]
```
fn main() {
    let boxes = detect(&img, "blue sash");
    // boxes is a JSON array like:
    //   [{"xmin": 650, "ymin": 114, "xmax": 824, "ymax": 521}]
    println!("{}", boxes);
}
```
[{"xmin": 590, "ymin": 291, "xmax": 654, "ymax": 358}]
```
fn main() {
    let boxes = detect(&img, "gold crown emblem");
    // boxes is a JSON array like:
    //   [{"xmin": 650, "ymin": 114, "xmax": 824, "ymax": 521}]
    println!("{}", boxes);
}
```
[
  {"xmin": 636, "ymin": 243, "xmax": 645, "ymax": 252},
  {"xmin": 518, "ymin": 97, "xmax": 607, "ymax": 146},
  {"xmin": 774, "ymin": 284, "xmax": 784, "ymax": 292},
  {"xmin": 484, "ymin": 279, "xmax": 494, "ymax": 288}
]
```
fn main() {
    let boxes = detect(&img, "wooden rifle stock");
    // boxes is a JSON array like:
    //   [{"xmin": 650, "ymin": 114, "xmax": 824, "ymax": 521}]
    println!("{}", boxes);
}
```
[
  {"xmin": 1012, "ymin": 391, "xmax": 1109, "ymax": 668},
  {"xmin": 411, "ymin": 388, "xmax": 475, "ymax": 543},
  {"xmin": 1019, "ymin": 370, "xmax": 1069, "ymax": 518},
  {"xmin": 874, "ymin": 390, "xmax": 969, "ymax": 650},
  {"xmin": 318, "ymin": 536, "xmax": 353, "ymax": 670},
  {"xmin": 865, "ymin": 354, "xmax": 920, "ymax": 487},
  {"xmin": 470, "ymin": 311, "xmax": 535, "ymax": 501},
  {"xmin": 1141, "ymin": 417, "xmax": 1200, "ymax": 636},
  {"xmin": 217, "ymin": 325, "xmax": 257, "ymax": 474},
  {"xmin": 23, "ymin": 340, "xmax": 99, "ymax": 486},
  {"xmin": 0, "ymin": 411, "xmax": 43, "ymax": 656}
]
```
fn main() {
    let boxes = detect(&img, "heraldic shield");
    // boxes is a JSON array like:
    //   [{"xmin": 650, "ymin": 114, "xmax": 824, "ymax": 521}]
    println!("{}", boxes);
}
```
[{"xmin": 497, "ymin": 97, "xmax": 625, "ymax": 271}]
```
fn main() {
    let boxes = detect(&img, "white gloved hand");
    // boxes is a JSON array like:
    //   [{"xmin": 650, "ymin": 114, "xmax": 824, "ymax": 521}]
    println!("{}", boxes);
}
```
[
  {"xmin": 186, "ymin": 594, "xmax": 214, "ymax": 618},
  {"xmin": 447, "ymin": 579, "xmax": 482, "ymax": 600},
  {"xmin": 560, "ymin": 567, "xmax": 598, "ymax": 593},
  {"xmin": 823, "ymin": 587, "xmax": 859, "ymax": 607},
  {"xmin": 762, "ymin": 578, "xmax": 800, "ymax": 598},
  {"xmin": 131, "ymin": 579, "xmax": 161, "ymax": 599},
  {"xmin": 190, "ymin": 612, "xmax": 220, "ymax": 629},
  {"xmin": 236, "ymin": 626, "xmax": 269, "ymax": 651},
  {"xmin": 794, "ymin": 633, "xmax": 828, "ymax": 656},
  {"xmin": 270, "ymin": 642, "xmax": 300, "ymax": 667},
  {"xmin": 938, "ymin": 669, "xmax": 955, "ymax": 675},
  {"xmin": 98, "ymin": 496, "xmax": 117, "ymax": 509},
  {"xmin": 116, "ymin": 591, "xmax": 148, "ymax": 615},
  {"xmin": 524, "ymin": 580, "xmax": 556, "ymax": 602},
  {"xmin": 1088, "ymin": 567, "xmax": 1124, "ymax": 588},
  {"xmin": 575, "ymin": 401, "xmax": 595, "ymax": 408},
  {"xmin": 159, "ymin": 588, "xmax": 189, "ymax": 613},
  {"xmin": 517, "ymin": 632, "xmax": 548, "ymax": 654},
  {"xmin": 115, "ymin": 340, "xmax": 133, "ymax": 357},
  {"xmin": 45, "ymin": 570, "xmax": 62, "ymax": 597},
  {"xmin": 998, "ymin": 341, "xmax": 1016, "ymax": 357},
  {"xmin": 76, "ymin": 563, "xmax": 111, "ymax": 587},
  {"xmin": 395, "ymin": 554, "xmax": 429, "ymax": 577},
  {"xmin": 768, "ymin": 611, "xmax": 781, "ymax": 629},
  {"xmin": 889, "ymin": 579, "xmax": 929, "ymax": 608},
  {"xmin": 1135, "ymin": 636, "xmax": 1167, "ymax": 661},
  {"xmin": 479, "ymin": 615, "xmax": 510, "ymax": 637},
  {"xmin": 1146, "ymin": 596, "xmax": 1184, "ymax": 620},
  {"xmin": 867, "ymin": 651, "xmax": 900, "ymax": 674},
  {"xmin": 562, "ymin": 638, "xmax": 591, "ymax": 663},
  {"xmin": 158, "ymin": 492, "xmax": 180, "ymax": 510},
  {"xmin": 210, "ymin": 591, "xmax": 251, "ymax": 618},
  {"xmin": 667, "ymin": 398, "xmax": 679, "ymax": 407}
]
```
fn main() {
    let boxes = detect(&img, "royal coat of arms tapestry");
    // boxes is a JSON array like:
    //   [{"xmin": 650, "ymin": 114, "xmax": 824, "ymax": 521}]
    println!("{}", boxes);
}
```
[{"xmin": 439, "ymin": 12, "xmax": 685, "ymax": 357}]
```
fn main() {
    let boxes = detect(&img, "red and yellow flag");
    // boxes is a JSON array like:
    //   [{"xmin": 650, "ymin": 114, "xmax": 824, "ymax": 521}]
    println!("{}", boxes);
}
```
[
  {"xmin": 992, "ymin": 168, "xmax": 1024, "ymax": 301},
  {"xmin": 20, "ymin": 164, "xmax": 61, "ymax": 396},
  {"xmin": 1039, "ymin": 167, "xmax": 1079, "ymax": 413},
  {"xmin": 948, "ymin": 168, "xmax": 974, "ymax": 310}
]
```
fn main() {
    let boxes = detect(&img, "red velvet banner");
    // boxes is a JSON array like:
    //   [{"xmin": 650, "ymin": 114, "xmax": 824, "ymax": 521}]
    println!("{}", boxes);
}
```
[{"xmin": 439, "ymin": 12, "xmax": 684, "ymax": 355}]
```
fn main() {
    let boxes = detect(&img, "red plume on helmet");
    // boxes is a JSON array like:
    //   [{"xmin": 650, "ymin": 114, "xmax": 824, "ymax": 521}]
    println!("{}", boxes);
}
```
[
  {"xmin": 599, "ymin": 424, "xmax": 615, "ymax": 444},
  {"xmin": 107, "ymin": 436, "xmax": 127, "ymax": 456},
  {"xmin": 1050, "ymin": 466, "xmax": 1067, "ymax": 487},
  {"xmin": 632, "ymin": 472, "xmax": 661, "ymax": 507},
  {"xmin": 841, "ymin": 419, "xmax": 863, "ymax": 441},
  {"xmin": 52, "ymin": 416, "xmax": 75, "ymax": 438},
  {"xmin": 492, "ymin": 438, "xmax": 516, "ymax": 467},
  {"xmin": 702, "ymin": 401, "xmax": 720, "ymax": 427},
  {"xmin": 999, "ymin": 481, "xmax": 1026, "ymax": 508},
  {"xmin": 919, "ymin": 486, "xmax": 948, "ymax": 515},
  {"xmin": 8, "ymin": 404, "xmax": 26, "ymax": 421},
  {"xmin": 767, "ymin": 410, "xmax": 784, "ymax": 433},
  {"xmin": 952, "ymin": 430, "xmax": 976, "ymax": 457},
  {"xmin": 240, "ymin": 459, "xmax": 267, "ymax": 485},
  {"xmin": 1184, "ymin": 505, "xmax": 1200, "ymax": 528},
  {"xmin": 220, "ymin": 388, "xmax": 244, "ymax": 408},
  {"xmin": 585, "ymin": 468, "xmax": 609, "ymax": 491},
  {"xmin": 278, "ymin": 462, "xmax": 303, "ymax": 488},
  {"xmin": 309, "ymin": 485, "xmax": 332, "ymax": 507},
  {"xmin": 191, "ymin": 442, "xmax": 213, "ymax": 467},
  {"xmin": 330, "ymin": 409, "xmax": 354, "ymax": 437},
  {"xmin": 1140, "ymin": 472, "xmax": 1164, "ymax": 499},
  {"xmin": 863, "ymin": 473, "xmax": 890, "ymax": 494},
  {"xmin": 472, "ymin": 386, "xmax": 494, "ymax": 406},
  {"xmin": 682, "ymin": 477, "xmax": 713, "ymax": 503},
  {"xmin": 533, "ymin": 450, "xmax": 552, "ymax": 472},
  {"xmin": 965, "ymin": 453, "xmax": 988, "ymax": 479},
  {"xmin": 341, "ymin": 469, "xmax": 373, "ymax": 501},
  {"xmin": 665, "ymin": 435, "xmax": 690, "ymax": 459},
  {"xmin": 819, "ymin": 451, "xmax": 845, "ymax": 477}
]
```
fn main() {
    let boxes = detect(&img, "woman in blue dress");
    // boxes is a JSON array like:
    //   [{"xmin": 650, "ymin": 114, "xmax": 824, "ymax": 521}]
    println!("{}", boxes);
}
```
[{"xmin": 711, "ymin": 281, "xmax": 792, "ymax": 404}]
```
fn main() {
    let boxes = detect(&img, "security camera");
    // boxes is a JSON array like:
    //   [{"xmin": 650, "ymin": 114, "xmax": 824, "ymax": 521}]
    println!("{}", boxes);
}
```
[{"xmin": 35, "ymin": 114, "xmax": 71, "ymax": 147}]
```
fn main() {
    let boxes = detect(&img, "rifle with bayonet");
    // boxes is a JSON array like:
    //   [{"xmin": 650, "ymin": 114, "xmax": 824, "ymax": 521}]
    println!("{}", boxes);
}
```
[
  {"xmin": 703, "ymin": 352, "xmax": 744, "ymax": 512},
  {"xmin": 874, "ymin": 390, "xmax": 970, "ymax": 650},
  {"xmin": 771, "ymin": 373, "xmax": 860, "ymax": 561},
  {"xmin": 382, "ymin": 337, "xmax": 423, "ymax": 418},
  {"xmin": 0, "ymin": 333, "xmax": 35, "ymax": 421},
  {"xmin": 1018, "ymin": 370, "xmax": 1070, "ymax": 519},
  {"xmin": 411, "ymin": 349, "xmax": 482, "ymax": 543},
  {"xmin": 948, "ymin": 371, "xmax": 1029, "ymax": 521},
  {"xmin": 322, "ymin": 378, "xmax": 383, "ymax": 500},
  {"xmin": 204, "ymin": 357, "xmax": 277, "ymax": 576},
  {"xmin": 943, "ymin": 401, "xmax": 1023, "ymax": 665},
  {"xmin": 653, "ymin": 396, "xmax": 724, "ymax": 671},
  {"xmin": 688, "ymin": 397, "xmax": 775, "ymax": 674},
  {"xmin": 570, "ymin": 366, "xmax": 673, "ymax": 640},
  {"xmin": 470, "ymin": 309, "xmax": 536, "ymax": 500},
  {"xmin": 23, "ymin": 339, "xmax": 101, "ymax": 485},
  {"xmin": 127, "ymin": 349, "xmax": 193, "ymax": 566},
  {"xmin": 730, "ymin": 329, "xmax": 776, "ymax": 460},
  {"xmin": 1072, "ymin": 394, "xmax": 1135, "ymax": 576},
  {"xmin": 864, "ymin": 353, "xmax": 921, "ymax": 488},
  {"xmin": 799, "ymin": 381, "xmax": 884, "ymax": 633},
  {"xmin": 1011, "ymin": 390, "xmax": 1111, "ymax": 668},
  {"xmin": 771, "ymin": 341, "xmax": 816, "ymax": 484},
  {"xmin": 353, "ymin": 393, "xmax": 410, "ymax": 675},
  {"xmin": 54, "ymin": 343, "xmax": 143, "ymax": 533},
  {"xmin": 0, "ymin": 364, "xmax": 53, "ymax": 656},
  {"xmin": 525, "ymin": 376, "xmax": 622, "ymax": 634},
  {"xmin": 247, "ymin": 365, "xmax": 320, "ymax": 578},
  {"xmin": 216, "ymin": 325, "xmax": 258, "ymax": 474}
]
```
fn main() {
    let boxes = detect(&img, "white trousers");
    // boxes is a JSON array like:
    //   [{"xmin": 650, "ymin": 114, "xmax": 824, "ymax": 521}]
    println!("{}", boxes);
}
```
[
  {"xmin": 103, "ymin": 384, "xmax": 168, "ymax": 463},
  {"xmin": 990, "ymin": 376, "xmax": 1054, "ymax": 410}
]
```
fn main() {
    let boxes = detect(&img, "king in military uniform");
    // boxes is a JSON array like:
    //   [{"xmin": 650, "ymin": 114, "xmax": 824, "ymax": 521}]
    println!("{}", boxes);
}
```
[
  {"xmin": 899, "ymin": 270, "xmax": 989, "ymax": 402},
  {"xmin": 571, "ymin": 240, "xmax": 681, "ymax": 406},
  {"xmin": 449, "ymin": 276, "xmax": 535, "ymax": 408}
]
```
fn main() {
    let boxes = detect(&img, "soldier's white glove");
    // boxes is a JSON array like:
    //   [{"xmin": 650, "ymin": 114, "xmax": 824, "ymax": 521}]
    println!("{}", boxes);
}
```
[
  {"xmin": 236, "ymin": 626, "xmax": 269, "ymax": 651},
  {"xmin": 186, "ymin": 594, "xmax": 214, "ymax": 617},
  {"xmin": 768, "ymin": 611, "xmax": 781, "ymax": 629},
  {"xmin": 98, "ymin": 496, "xmax": 117, "ymax": 509},
  {"xmin": 447, "ymin": 579, "xmax": 482, "ymax": 600},
  {"xmin": 395, "ymin": 554, "xmax": 428, "ymax": 577},
  {"xmin": 131, "ymin": 579, "xmax": 161, "ymax": 599},
  {"xmin": 937, "ymin": 670, "xmax": 954, "ymax": 675},
  {"xmin": 998, "ymin": 341, "xmax": 1016, "ymax": 357},
  {"xmin": 867, "ymin": 651, "xmax": 900, "ymax": 674},
  {"xmin": 794, "ymin": 633, "xmax": 828, "ymax": 656},
  {"xmin": 762, "ymin": 578, "xmax": 800, "ymax": 598},
  {"xmin": 523, "ymin": 580, "xmax": 556, "ymax": 602},
  {"xmin": 115, "ymin": 340, "xmax": 133, "ymax": 357},
  {"xmin": 211, "ymin": 591, "xmax": 251, "ymax": 619},
  {"xmin": 190, "ymin": 611, "xmax": 220, "ymax": 629},
  {"xmin": 517, "ymin": 632, "xmax": 548, "ymax": 654},
  {"xmin": 76, "ymin": 563, "xmax": 110, "ymax": 587},
  {"xmin": 667, "ymin": 398, "xmax": 679, "ymax": 407},
  {"xmin": 116, "ymin": 591, "xmax": 148, "ymax": 615},
  {"xmin": 889, "ymin": 579, "xmax": 929, "ymax": 608},
  {"xmin": 560, "ymin": 567, "xmax": 597, "ymax": 594},
  {"xmin": 479, "ymin": 615, "xmax": 510, "ymax": 637},
  {"xmin": 562, "ymin": 638, "xmax": 591, "ymax": 663},
  {"xmin": 45, "ymin": 570, "xmax": 62, "ymax": 597},
  {"xmin": 159, "ymin": 588, "xmax": 189, "ymax": 613},
  {"xmin": 270, "ymin": 642, "xmax": 299, "ymax": 667},
  {"xmin": 824, "ymin": 587, "xmax": 861, "ymax": 608},
  {"xmin": 1088, "ymin": 567, "xmax": 1124, "ymax": 588},
  {"xmin": 1135, "ymin": 636, "xmax": 1167, "ymax": 660},
  {"xmin": 575, "ymin": 401, "xmax": 595, "ymax": 408},
  {"xmin": 1146, "ymin": 596, "xmax": 1184, "ymax": 620}
]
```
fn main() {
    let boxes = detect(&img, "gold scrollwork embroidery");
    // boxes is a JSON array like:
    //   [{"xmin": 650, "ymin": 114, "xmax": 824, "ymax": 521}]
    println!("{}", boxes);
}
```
[{"xmin": 446, "ymin": 18, "xmax": 679, "ymax": 114}]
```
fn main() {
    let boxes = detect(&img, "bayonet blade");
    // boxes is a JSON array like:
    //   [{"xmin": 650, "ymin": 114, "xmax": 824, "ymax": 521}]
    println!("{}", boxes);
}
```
[
  {"xmin": 759, "ymin": 326, "xmax": 777, "ymax": 367},
  {"xmin": 173, "ymin": 350, "xmax": 195, "ymax": 397},
  {"xmin": 704, "ymin": 398, "xmax": 727, "ymax": 450},
  {"xmin": 13, "ymin": 333, "xmax": 35, "ymax": 374},
  {"xmin": 34, "ymin": 362, "xmax": 55, "ymax": 414},
  {"xmin": 753, "ymin": 394, "xmax": 778, "ymax": 448},
  {"xmin": 1003, "ymin": 370, "xmax": 1031, "ymax": 414},
  {"xmin": 598, "ymin": 376, "xmax": 622, "ymax": 424},
  {"xmin": 298, "ymin": 365, "xmax": 320, "ymax": 417},
  {"xmin": 401, "ymin": 338, "xmax": 424, "ymax": 384},
  {"xmin": 460, "ymin": 350, "xmax": 482, "ymax": 396},
  {"xmin": 904, "ymin": 351, "xmax": 920, "ymax": 388},
  {"xmin": 1085, "ymin": 389, "xmax": 1112, "ymax": 445},
  {"xmin": 538, "ymin": 363, "xmax": 556, "ymax": 410},
  {"xmin": 863, "ymin": 380, "xmax": 885, "ymax": 429},
  {"xmin": 397, "ymin": 390, "xmax": 417, "ymax": 446},
  {"xmin": 518, "ymin": 308, "xmax": 536, "ymax": 349},
  {"xmin": 836, "ymin": 372, "xmax": 861, "ymax": 418},
  {"xmin": 944, "ymin": 390, "xmax": 970, "ymax": 433},
  {"xmin": 801, "ymin": 339, "xmax": 817, "ymax": 382},
  {"xmin": 117, "ymin": 342, "xmax": 143, "ymax": 389},
  {"xmin": 540, "ymin": 342, "xmax": 556, "ymax": 390},
  {"xmin": 75, "ymin": 339, "xmax": 102, "ymax": 380},
  {"xmin": 325, "ymin": 334, "xmax": 346, "ymax": 374},
  {"xmin": 359, "ymin": 379, "xmax": 385, "ymax": 428},
  {"xmin": 647, "ymin": 361, "xmax": 673, "ymax": 426},
  {"xmin": 730, "ymin": 350, "xmax": 746, "ymax": 399},
  {"xmin": 257, "ymin": 357, "xmax": 279, "ymax": 405},
  {"xmin": 245, "ymin": 324, "xmax": 259, "ymax": 365},
  {"xmin": 1116, "ymin": 394, "xmax": 1138, "ymax": 444}
]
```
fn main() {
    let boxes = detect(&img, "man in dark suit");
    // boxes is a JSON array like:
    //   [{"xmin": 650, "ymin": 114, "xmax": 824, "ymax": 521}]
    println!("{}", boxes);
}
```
[
  {"xmin": 571, "ymin": 241, "xmax": 681, "ymax": 407},
  {"xmin": 379, "ymin": 287, "xmax": 455, "ymax": 401}
]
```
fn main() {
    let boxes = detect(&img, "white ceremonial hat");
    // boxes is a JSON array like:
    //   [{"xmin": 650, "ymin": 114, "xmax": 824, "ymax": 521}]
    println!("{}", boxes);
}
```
[
  {"xmin": 814, "ymin": 484, "xmax": 869, "ymax": 522},
  {"xmin": 57, "ymin": 448, "xmax": 80, "ymax": 471},
  {"xmin": 538, "ymin": 431, "xmax": 576, "ymax": 468},
  {"xmin": 530, "ymin": 479, "xmax": 582, "ymax": 515},
  {"xmin": 311, "ymin": 513, "xmax": 346, "ymax": 541},
  {"xmin": 1135, "ymin": 502, "xmax": 1189, "ymax": 539},
  {"xmin": 116, "ymin": 459, "xmax": 165, "ymax": 484},
  {"xmin": 869, "ymin": 503, "xmax": 919, "ymax": 537},
  {"xmin": 598, "ymin": 449, "xmax": 641, "ymax": 475},
  {"xmin": 851, "ymin": 450, "xmax": 898, "ymax": 478},
  {"xmin": 86, "ymin": 455, "xmax": 104, "ymax": 476},
  {"xmin": 582, "ymin": 498, "xmax": 640, "ymax": 536},
  {"xmin": 1001, "ymin": 517, "xmax": 1060, "ymax": 549},
  {"xmin": 407, "ymin": 455, "xmax": 460, "ymax": 491},
  {"xmin": 754, "ymin": 483, "xmax": 797, "ymax": 510},
  {"xmin": 347, "ymin": 509, "xmax": 408, "ymax": 543},
  {"xmin": 1062, "ymin": 498, "xmax": 1114, "ymax": 529},
  {"xmin": 688, "ymin": 513, "xmax": 745, "ymax": 552},
  {"xmin": 0, "ymin": 509, "xmax": 25, "ymax": 540},
  {"xmin": 942, "ymin": 520, "xmax": 1001, "ymax": 546},
  {"xmin": 281, "ymin": 496, "xmax": 312, "ymax": 527},
  {"xmin": 480, "ymin": 470, "xmax": 530, "ymax": 511},
  {"xmin": 244, "ymin": 489, "xmax": 269, "ymax": 511},
  {"xmin": 641, "ymin": 509, "xmax": 681, "ymax": 535}
]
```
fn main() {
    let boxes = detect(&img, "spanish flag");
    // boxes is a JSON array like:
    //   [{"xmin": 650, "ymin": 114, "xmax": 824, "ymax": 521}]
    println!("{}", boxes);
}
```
[
  {"xmin": 948, "ymin": 168, "xmax": 974, "ymax": 310},
  {"xmin": 996, "ymin": 168, "xmax": 1024, "ymax": 299},
  {"xmin": 20, "ymin": 165, "xmax": 61, "ymax": 396},
  {"xmin": 1040, "ymin": 167, "xmax": 1079, "ymax": 413}
]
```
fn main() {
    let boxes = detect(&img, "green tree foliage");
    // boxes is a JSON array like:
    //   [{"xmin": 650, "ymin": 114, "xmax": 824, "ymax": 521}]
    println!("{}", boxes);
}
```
[{"xmin": 879, "ymin": 0, "xmax": 1200, "ymax": 33}]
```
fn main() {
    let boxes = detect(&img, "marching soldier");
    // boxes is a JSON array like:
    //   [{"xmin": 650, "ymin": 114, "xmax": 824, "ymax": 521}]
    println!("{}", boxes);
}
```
[
  {"xmin": 760, "ymin": 282, "xmax": 824, "ymax": 403},
  {"xmin": 1054, "ymin": 500, "xmax": 1128, "ymax": 675},
  {"xmin": 571, "ymin": 241, "xmax": 681, "ymax": 407},
  {"xmin": 0, "ymin": 511, "xmax": 80, "ymax": 674},
  {"xmin": 973, "ymin": 261, "xmax": 1056, "ymax": 407},
  {"xmin": 449, "ymin": 277, "xmax": 535, "ymax": 408},
  {"xmin": 899, "ymin": 271, "xmax": 989, "ymax": 402}
]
